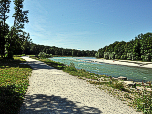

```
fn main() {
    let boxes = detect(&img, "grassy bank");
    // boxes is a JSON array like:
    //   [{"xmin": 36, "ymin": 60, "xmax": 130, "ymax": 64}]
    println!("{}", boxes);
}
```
[
  {"xmin": 0, "ymin": 56, "xmax": 33, "ymax": 114},
  {"xmin": 0, "ymin": 55, "xmax": 151, "ymax": 113}
]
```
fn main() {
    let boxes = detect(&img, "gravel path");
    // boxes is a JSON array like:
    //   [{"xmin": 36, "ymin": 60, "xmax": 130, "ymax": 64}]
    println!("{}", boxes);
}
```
[{"xmin": 19, "ymin": 57, "xmax": 142, "ymax": 114}]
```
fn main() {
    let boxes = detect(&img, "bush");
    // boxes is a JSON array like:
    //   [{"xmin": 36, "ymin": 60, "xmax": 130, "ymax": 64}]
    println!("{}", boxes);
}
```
[
  {"xmin": 64, "ymin": 62, "xmax": 77, "ymax": 71},
  {"xmin": 115, "ymin": 54, "xmax": 118, "ymax": 59},
  {"xmin": 124, "ymin": 55, "xmax": 127, "ymax": 59},
  {"xmin": 21, "ymin": 54, "xmax": 26, "ymax": 56},
  {"xmin": 49, "ymin": 54, "xmax": 53, "ymax": 57},
  {"xmin": 95, "ymin": 53, "xmax": 98, "ymax": 58},
  {"xmin": 38, "ymin": 52, "xmax": 52, "ymax": 59},
  {"xmin": 127, "ymin": 57, "xmax": 131, "ymax": 60},
  {"xmin": 135, "ymin": 56, "xmax": 139, "ymax": 60},
  {"xmin": 38, "ymin": 52, "xmax": 47, "ymax": 59},
  {"xmin": 111, "ymin": 54, "xmax": 115, "ymax": 60},
  {"xmin": 70, "ymin": 62, "xmax": 75, "ymax": 67},
  {"xmin": 46, "ymin": 54, "xmax": 49, "ymax": 58},
  {"xmin": 120, "ymin": 55, "xmax": 125, "ymax": 59},
  {"xmin": 105, "ymin": 55, "xmax": 109, "ymax": 59}
]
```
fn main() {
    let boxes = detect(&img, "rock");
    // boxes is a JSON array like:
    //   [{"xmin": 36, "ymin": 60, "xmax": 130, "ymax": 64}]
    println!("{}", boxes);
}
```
[
  {"xmin": 112, "ymin": 77, "xmax": 118, "ymax": 80},
  {"xmin": 98, "ymin": 81, "xmax": 109, "ymax": 83},
  {"xmin": 146, "ymin": 88, "xmax": 152, "ymax": 92},
  {"xmin": 97, "ymin": 77, "xmax": 105, "ymax": 81},
  {"xmin": 85, "ymin": 79, "xmax": 92, "ymax": 81},
  {"xmin": 136, "ymin": 86, "xmax": 145, "ymax": 91},
  {"xmin": 94, "ymin": 76, "xmax": 98, "ymax": 78},
  {"xmin": 118, "ymin": 76, "xmax": 127, "ymax": 81},
  {"xmin": 123, "ymin": 81, "xmax": 136, "ymax": 87}
]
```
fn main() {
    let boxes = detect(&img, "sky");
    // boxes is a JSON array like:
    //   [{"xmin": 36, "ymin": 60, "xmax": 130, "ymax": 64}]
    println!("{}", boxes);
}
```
[{"xmin": 4, "ymin": 0, "xmax": 152, "ymax": 51}]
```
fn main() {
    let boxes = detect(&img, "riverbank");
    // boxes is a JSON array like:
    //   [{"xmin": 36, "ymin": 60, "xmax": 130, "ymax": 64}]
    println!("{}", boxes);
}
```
[
  {"xmin": 83, "ymin": 58, "xmax": 152, "ymax": 69},
  {"xmin": 49, "ymin": 57, "xmax": 152, "ymax": 83}
]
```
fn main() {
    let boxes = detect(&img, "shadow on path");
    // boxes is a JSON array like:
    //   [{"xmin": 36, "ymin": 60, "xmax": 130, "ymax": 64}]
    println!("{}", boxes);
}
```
[
  {"xmin": 19, "ymin": 94, "xmax": 103, "ymax": 114},
  {"xmin": 20, "ymin": 61, "xmax": 55, "ymax": 70}
]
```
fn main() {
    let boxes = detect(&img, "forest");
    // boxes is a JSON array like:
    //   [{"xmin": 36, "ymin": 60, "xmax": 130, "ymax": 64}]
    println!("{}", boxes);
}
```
[
  {"xmin": 0, "ymin": 0, "xmax": 152, "ymax": 62},
  {"xmin": 97, "ymin": 32, "xmax": 152, "ymax": 62}
]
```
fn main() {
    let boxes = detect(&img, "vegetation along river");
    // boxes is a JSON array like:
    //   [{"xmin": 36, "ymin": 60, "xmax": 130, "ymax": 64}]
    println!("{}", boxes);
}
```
[{"xmin": 48, "ymin": 57, "xmax": 152, "ymax": 83}]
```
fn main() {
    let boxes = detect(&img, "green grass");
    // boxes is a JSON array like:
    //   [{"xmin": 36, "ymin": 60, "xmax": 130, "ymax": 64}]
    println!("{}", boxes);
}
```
[
  {"xmin": 0, "ymin": 56, "xmax": 33, "ymax": 114},
  {"xmin": 1, "ymin": 55, "xmax": 152, "ymax": 113}
]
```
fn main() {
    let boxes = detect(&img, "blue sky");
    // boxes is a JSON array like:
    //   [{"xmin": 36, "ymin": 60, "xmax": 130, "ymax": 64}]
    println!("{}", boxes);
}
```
[{"xmin": 5, "ymin": 0, "xmax": 152, "ymax": 51}]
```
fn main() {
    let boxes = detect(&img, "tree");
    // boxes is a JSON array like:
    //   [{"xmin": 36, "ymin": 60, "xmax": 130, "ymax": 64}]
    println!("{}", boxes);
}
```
[
  {"xmin": 0, "ymin": 0, "xmax": 11, "ymax": 58},
  {"xmin": 21, "ymin": 32, "xmax": 32, "ymax": 54},
  {"xmin": 6, "ymin": 0, "xmax": 29, "ymax": 59}
]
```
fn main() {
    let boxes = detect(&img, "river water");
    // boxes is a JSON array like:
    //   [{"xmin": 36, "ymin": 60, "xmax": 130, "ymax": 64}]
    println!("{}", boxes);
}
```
[{"xmin": 48, "ymin": 57, "xmax": 152, "ymax": 83}]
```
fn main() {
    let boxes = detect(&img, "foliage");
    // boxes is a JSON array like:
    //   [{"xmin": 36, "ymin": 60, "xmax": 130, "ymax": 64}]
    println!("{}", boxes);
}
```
[
  {"xmin": 38, "ymin": 52, "xmax": 52, "ymax": 59},
  {"xmin": 0, "ymin": 0, "xmax": 29, "ymax": 59},
  {"xmin": 68, "ymin": 62, "xmax": 77, "ymax": 71},
  {"xmin": 99, "ymin": 33, "xmax": 152, "ymax": 62},
  {"xmin": 49, "ymin": 54, "xmax": 52, "ymax": 57},
  {"xmin": 134, "ymin": 90, "xmax": 152, "ymax": 113},
  {"xmin": 95, "ymin": 52, "xmax": 101, "ymax": 58},
  {"xmin": 0, "ymin": 0, "xmax": 11, "ymax": 58},
  {"xmin": 38, "ymin": 52, "xmax": 47, "ymax": 59},
  {"xmin": 21, "ymin": 54, "xmax": 26, "ymax": 56}
]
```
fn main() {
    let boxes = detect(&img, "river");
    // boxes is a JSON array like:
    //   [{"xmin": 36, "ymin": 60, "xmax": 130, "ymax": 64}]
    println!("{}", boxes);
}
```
[{"xmin": 48, "ymin": 57, "xmax": 152, "ymax": 83}]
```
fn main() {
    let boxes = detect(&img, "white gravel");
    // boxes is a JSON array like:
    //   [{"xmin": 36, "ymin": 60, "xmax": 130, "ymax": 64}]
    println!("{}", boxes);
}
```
[{"xmin": 19, "ymin": 56, "xmax": 143, "ymax": 114}]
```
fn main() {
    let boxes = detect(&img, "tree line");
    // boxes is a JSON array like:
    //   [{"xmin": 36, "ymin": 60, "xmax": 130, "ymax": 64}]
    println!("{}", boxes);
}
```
[
  {"xmin": 96, "ymin": 32, "xmax": 152, "ymax": 62},
  {"xmin": 0, "ymin": 0, "xmax": 97, "ymax": 58},
  {"xmin": 18, "ymin": 42, "xmax": 97, "ymax": 57}
]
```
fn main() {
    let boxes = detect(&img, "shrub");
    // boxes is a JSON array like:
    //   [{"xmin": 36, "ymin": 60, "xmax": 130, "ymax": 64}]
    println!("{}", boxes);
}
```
[
  {"xmin": 70, "ymin": 62, "xmax": 75, "ymax": 68},
  {"xmin": 105, "ymin": 55, "xmax": 109, "ymax": 59},
  {"xmin": 46, "ymin": 54, "xmax": 49, "ymax": 58},
  {"xmin": 38, "ymin": 52, "xmax": 47, "ymax": 59},
  {"xmin": 127, "ymin": 57, "xmax": 131, "ymax": 60},
  {"xmin": 49, "ymin": 54, "xmax": 53, "ymax": 57},
  {"xmin": 95, "ymin": 53, "xmax": 98, "ymax": 58},
  {"xmin": 115, "ymin": 54, "xmax": 121, "ymax": 59},
  {"xmin": 21, "ymin": 54, "xmax": 26, "ymax": 56},
  {"xmin": 111, "ymin": 81, "xmax": 125, "ymax": 91},
  {"xmin": 64, "ymin": 62, "xmax": 77, "ymax": 71},
  {"xmin": 120, "ymin": 55, "xmax": 124, "ymax": 59},
  {"xmin": 124, "ymin": 55, "xmax": 127, "ymax": 59},
  {"xmin": 135, "ymin": 56, "xmax": 139, "ymax": 60},
  {"xmin": 111, "ymin": 53, "xmax": 115, "ymax": 59}
]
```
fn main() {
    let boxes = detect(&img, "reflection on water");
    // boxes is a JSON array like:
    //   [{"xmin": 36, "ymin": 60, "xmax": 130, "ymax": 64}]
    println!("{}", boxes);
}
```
[{"xmin": 48, "ymin": 57, "xmax": 152, "ymax": 82}]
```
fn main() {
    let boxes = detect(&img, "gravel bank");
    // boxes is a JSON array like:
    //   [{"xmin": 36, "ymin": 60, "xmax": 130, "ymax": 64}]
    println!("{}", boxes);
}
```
[
  {"xmin": 83, "ymin": 59, "xmax": 152, "ymax": 69},
  {"xmin": 19, "ymin": 57, "xmax": 142, "ymax": 114}
]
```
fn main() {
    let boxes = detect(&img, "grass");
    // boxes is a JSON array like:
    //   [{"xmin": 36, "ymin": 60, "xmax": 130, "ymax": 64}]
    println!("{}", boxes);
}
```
[
  {"xmin": 0, "ymin": 56, "xmax": 33, "ymax": 114},
  {"xmin": 0, "ymin": 55, "xmax": 152, "ymax": 113}
]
